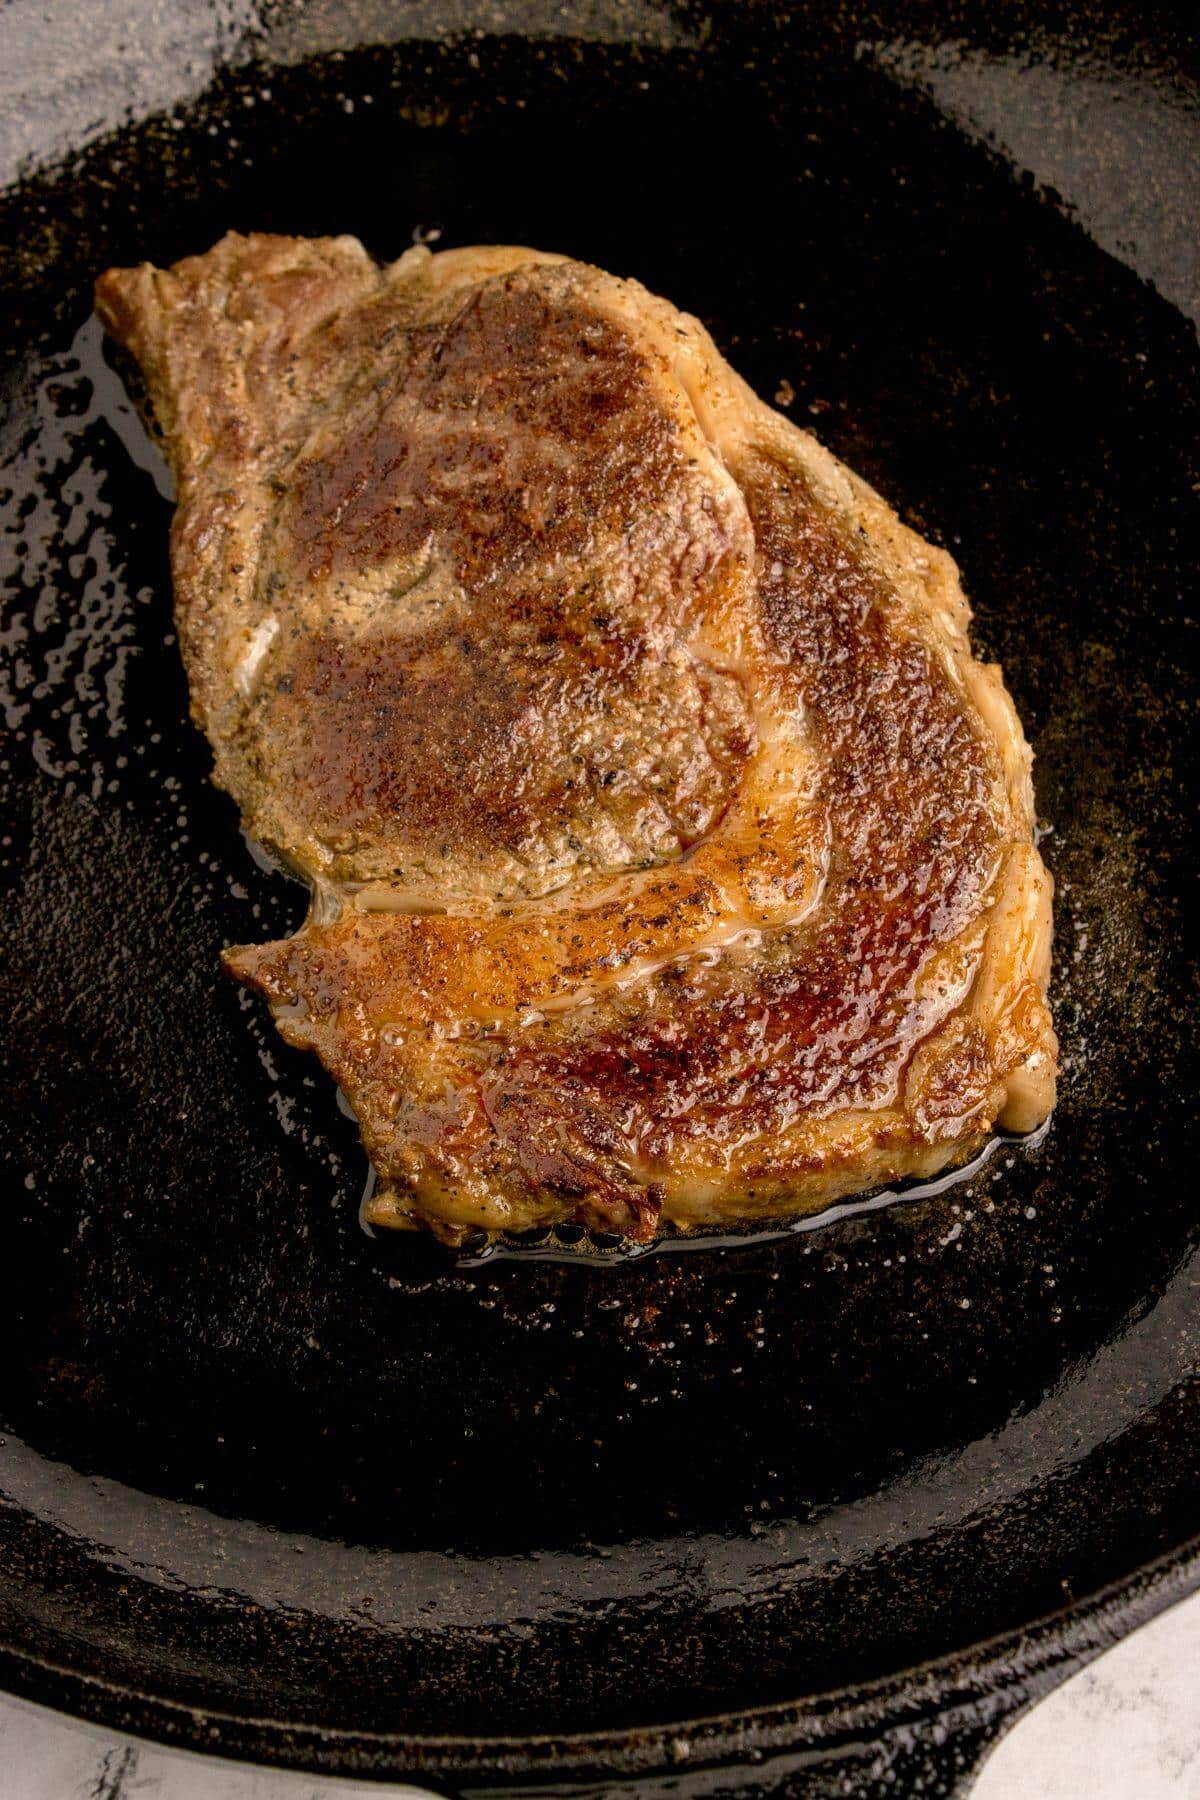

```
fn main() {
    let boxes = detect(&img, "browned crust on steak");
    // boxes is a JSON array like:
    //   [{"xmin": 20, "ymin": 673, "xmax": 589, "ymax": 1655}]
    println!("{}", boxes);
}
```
[{"xmin": 95, "ymin": 234, "xmax": 1057, "ymax": 1242}]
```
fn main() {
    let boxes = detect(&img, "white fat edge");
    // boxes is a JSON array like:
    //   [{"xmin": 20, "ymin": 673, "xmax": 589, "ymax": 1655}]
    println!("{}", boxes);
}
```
[
  {"xmin": 387, "ymin": 243, "xmax": 433, "ymax": 283},
  {"xmin": 349, "ymin": 886, "xmax": 451, "ymax": 915},
  {"xmin": 231, "ymin": 615, "xmax": 280, "ymax": 701},
  {"xmin": 308, "ymin": 875, "xmax": 343, "ymax": 927}
]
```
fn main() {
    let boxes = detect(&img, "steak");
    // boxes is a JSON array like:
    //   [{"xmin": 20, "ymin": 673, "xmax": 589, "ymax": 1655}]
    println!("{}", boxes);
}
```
[{"xmin": 95, "ymin": 234, "xmax": 1057, "ymax": 1243}]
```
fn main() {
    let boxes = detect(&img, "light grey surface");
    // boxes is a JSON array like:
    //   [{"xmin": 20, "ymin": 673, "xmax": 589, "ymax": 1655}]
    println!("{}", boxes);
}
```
[
  {"xmin": 974, "ymin": 1586, "xmax": 1200, "ymax": 1799},
  {"xmin": 0, "ymin": 0, "xmax": 257, "ymax": 186},
  {"xmin": 0, "ymin": 0, "xmax": 697, "ymax": 187},
  {"xmin": 1, "ymin": 1586, "xmax": 1198, "ymax": 1797},
  {"xmin": 865, "ymin": 36, "xmax": 1200, "ymax": 327}
]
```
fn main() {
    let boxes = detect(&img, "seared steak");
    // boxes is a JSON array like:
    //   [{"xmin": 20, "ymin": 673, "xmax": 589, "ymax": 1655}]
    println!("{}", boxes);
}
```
[{"xmin": 95, "ymin": 234, "xmax": 1056, "ymax": 1242}]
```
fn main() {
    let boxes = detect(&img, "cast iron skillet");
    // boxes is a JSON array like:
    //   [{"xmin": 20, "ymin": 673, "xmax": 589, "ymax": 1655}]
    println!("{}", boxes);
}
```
[{"xmin": 1, "ymin": 2, "xmax": 1197, "ymax": 1793}]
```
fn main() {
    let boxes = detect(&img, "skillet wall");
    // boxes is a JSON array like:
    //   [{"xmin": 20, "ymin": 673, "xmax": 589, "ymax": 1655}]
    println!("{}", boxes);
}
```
[{"xmin": 1, "ymin": 0, "xmax": 1198, "ymax": 1762}]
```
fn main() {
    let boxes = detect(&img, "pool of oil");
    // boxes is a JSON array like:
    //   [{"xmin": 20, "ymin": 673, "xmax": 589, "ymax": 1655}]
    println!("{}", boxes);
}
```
[{"xmin": 435, "ymin": 1125, "xmax": 1051, "ymax": 1267}]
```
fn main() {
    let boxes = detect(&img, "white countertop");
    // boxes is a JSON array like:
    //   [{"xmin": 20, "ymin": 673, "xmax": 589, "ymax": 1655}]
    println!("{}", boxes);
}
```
[{"xmin": 1, "ymin": 1586, "xmax": 1197, "ymax": 1798}]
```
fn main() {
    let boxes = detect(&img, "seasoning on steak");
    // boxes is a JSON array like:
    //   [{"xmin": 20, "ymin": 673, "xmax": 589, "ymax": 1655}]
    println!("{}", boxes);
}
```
[{"xmin": 95, "ymin": 235, "xmax": 1057, "ymax": 1243}]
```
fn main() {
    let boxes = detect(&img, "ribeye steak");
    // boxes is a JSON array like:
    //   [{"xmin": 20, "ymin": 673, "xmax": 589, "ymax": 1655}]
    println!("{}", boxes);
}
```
[{"xmin": 95, "ymin": 235, "xmax": 1056, "ymax": 1243}]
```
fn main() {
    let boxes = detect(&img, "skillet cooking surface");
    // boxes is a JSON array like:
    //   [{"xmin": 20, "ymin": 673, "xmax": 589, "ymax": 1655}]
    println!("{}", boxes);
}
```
[{"xmin": 1, "ymin": 1, "xmax": 1198, "ymax": 1783}]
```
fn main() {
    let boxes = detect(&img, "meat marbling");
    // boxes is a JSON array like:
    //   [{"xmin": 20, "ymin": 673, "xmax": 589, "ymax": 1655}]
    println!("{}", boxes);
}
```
[{"xmin": 95, "ymin": 234, "xmax": 1057, "ymax": 1244}]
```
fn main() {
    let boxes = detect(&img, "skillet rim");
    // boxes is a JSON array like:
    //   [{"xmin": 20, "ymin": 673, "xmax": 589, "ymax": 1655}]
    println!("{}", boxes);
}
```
[
  {"xmin": 0, "ymin": 1532, "xmax": 1196, "ymax": 1783},
  {"xmin": 1, "ymin": 2, "xmax": 1197, "ymax": 1785}
]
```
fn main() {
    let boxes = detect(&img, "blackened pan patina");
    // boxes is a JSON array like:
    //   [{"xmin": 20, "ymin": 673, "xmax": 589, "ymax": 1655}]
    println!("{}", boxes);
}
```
[{"xmin": 0, "ymin": 3, "xmax": 1197, "ymax": 1794}]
